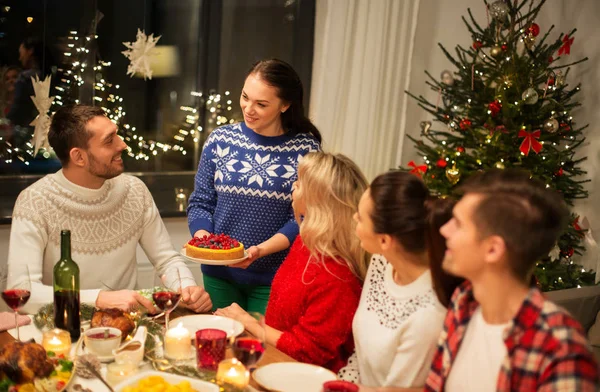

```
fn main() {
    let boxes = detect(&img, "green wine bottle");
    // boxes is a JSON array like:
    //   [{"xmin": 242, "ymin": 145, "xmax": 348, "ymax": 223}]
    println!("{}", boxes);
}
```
[{"xmin": 53, "ymin": 230, "xmax": 81, "ymax": 340}]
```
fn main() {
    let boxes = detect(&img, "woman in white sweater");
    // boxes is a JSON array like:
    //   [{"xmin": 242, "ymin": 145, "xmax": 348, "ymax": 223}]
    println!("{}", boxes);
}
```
[{"xmin": 338, "ymin": 171, "xmax": 462, "ymax": 390}]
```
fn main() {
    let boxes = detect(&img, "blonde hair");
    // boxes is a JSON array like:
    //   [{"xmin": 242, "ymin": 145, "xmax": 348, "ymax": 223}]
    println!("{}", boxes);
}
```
[{"xmin": 295, "ymin": 152, "xmax": 370, "ymax": 280}]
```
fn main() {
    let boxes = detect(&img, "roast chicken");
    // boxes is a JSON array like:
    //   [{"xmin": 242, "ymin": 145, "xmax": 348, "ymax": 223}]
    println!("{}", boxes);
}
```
[
  {"xmin": 90, "ymin": 308, "xmax": 135, "ymax": 339},
  {"xmin": 0, "ymin": 341, "xmax": 54, "ymax": 383}
]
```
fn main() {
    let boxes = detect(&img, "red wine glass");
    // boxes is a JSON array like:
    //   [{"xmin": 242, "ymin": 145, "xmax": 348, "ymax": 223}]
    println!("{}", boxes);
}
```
[
  {"xmin": 232, "ymin": 312, "xmax": 266, "ymax": 370},
  {"xmin": 152, "ymin": 267, "xmax": 183, "ymax": 328},
  {"xmin": 2, "ymin": 265, "xmax": 31, "ymax": 341}
]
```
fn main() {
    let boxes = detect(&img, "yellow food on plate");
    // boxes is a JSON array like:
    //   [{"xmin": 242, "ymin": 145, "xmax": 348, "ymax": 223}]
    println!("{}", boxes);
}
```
[{"xmin": 121, "ymin": 375, "xmax": 198, "ymax": 392}]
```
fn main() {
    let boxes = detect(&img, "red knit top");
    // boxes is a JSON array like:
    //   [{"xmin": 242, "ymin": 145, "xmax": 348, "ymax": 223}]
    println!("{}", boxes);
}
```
[{"xmin": 265, "ymin": 237, "xmax": 362, "ymax": 372}]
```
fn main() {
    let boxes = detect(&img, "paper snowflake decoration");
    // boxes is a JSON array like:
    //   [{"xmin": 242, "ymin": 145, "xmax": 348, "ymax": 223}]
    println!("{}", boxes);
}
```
[
  {"xmin": 121, "ymin": 29, "xmax": 161, "ymax": 80},
  {"xmin": 29, "ymin": 75, "xmax": 55, "ymax": 155}
]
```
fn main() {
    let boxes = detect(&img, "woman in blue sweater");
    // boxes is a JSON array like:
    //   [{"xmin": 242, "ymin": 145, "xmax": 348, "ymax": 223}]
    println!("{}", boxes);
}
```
[{"xmin": 187, "ymin": 59, "xmax": 321, "ymax": 313}]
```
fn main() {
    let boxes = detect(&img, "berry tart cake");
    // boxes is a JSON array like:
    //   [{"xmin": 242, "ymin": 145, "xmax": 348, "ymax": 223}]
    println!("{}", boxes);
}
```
[{"xmin": 185, "ymin": 233, "xmax": 245, "ymax": 260}]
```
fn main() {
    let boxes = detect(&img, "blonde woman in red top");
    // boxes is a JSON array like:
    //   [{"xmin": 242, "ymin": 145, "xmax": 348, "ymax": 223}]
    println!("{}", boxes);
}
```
[{"xmin": 216, "ymin": 152, "xmax": 369, "ymax": 372}]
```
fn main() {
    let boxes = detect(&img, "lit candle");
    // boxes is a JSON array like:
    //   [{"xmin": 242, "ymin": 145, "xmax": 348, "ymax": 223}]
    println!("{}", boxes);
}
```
[
  {"xmin": 216, "ymin": 358, "xmax": 249, "ymax": 389},
  {"xmin": 106, "ymin": 362, "xmax": 137, "ymax": 386},
  {"xmin": 41, "ymin": 329, "xmax": 71, "ymax": 357},
  {"xmin": 164, "ymin": 322, "xmax": 192, "ymax": 360}
]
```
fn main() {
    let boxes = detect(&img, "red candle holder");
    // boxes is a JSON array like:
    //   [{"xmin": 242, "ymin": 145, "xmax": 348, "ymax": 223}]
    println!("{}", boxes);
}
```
[
  {"xmin": 322, "ymin": 380, "xmax": 359, "ymax": 392},
  {"xmin": 195, "ymin": 328, "xmax": 227, "ymax": 371}
]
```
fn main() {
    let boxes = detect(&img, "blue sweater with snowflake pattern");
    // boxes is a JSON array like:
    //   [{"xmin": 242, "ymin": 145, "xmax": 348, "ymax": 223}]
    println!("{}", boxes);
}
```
[{"xmin": 187, "ymin": 122, "xmax": 320, "ymax": 286}]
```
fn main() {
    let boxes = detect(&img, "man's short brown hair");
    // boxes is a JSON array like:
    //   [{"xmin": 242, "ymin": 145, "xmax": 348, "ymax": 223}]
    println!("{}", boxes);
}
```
[
  {"xmin": 459, "ymin": 169, "xmax": 569, "ymax": 281},
  {"xmin": 48, "ymin": 105, "xmax": 106, "ymax": 164}
]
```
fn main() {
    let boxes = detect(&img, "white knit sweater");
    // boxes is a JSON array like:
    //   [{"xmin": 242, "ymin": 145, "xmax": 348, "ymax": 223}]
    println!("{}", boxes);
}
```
[
  {"xmin": 338, "ymin": 255, "xmax": 447, "ymax": 388},
  {"xmin": 7, "ymin": 170, "xmax": 196, "ymax": 313}
]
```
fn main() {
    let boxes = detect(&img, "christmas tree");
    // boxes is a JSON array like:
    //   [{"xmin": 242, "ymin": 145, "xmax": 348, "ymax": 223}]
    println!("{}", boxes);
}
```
[{"xmin": 406, "ymin": 0, "xmax": 595, "ymax": 291}]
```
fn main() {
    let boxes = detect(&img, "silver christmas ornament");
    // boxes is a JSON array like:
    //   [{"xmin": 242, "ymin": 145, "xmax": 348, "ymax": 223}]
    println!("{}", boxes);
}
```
[
  {"xmin": 489, "ymin": 1, "xmax": 510, "ymax": 22},
  {"xmin": 441, "ymin": 70, "xmax": 454, "ymax": 86},
  {"xmin": 543, "ymin": 118, "xmax": 559, "ymax": 133},
  {"xmin": 522, "ymin": 87, "xmax": 539, "ymax": 105}
]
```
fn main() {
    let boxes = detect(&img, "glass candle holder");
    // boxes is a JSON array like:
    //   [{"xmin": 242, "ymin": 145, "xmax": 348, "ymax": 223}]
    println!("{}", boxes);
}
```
[
  {"xmin": 216, "ymin": 358, "xmax": 249, "ymax": 389},
  {"xmin": 41, "ymin": 328, "xmax": 71, "ymax": 357},
  {"xmin": 164, "ymin": 323, "xmax": 192, "ymax": 360},
  {"xmin": 174, "ymin": 188, "xmax": 190, "ymax": 211},
  {"xmin": 106, "ymin": 362, "xmax": 137, "ymax": 386},
  {"xmin": 196, "ymin": 328, "xmax": 227, "ymax": 371}
]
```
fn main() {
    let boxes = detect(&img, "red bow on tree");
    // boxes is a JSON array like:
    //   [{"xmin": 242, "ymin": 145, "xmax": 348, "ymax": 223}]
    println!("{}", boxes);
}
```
[
  {"xmin": 518, "ymin": 129, "xmax": 542, "ymax": 156},
  {"xmin": 408, "ymin": 161, "xmax": 427, "ymax": 178},
  {"xmin": 558, "ymin": 34, "xmax": 574, "ymax": 56}
]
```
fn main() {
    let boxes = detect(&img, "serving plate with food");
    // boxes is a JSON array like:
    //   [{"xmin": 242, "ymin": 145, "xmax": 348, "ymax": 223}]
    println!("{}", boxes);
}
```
[{"xmin": 0, "ymin": 340, "xmax": 75, "ymax": 392}]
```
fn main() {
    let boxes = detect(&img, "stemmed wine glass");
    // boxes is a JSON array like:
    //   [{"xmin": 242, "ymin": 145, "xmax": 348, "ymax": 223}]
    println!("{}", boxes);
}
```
[
  {"xmin": 1, "ymin": 265, "xmax": 31, "ymax": 341},
  {"xmin": 232, "ymin": 312, "xmax": 266, "ymax": 371},
  {"xmin": 152, "ymin": 268, "xmax": 183, "ymax": 328}
]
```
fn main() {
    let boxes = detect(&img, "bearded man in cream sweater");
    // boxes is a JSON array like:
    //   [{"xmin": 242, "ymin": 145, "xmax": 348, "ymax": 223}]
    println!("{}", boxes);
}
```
[{"xmin": 7, "ymin": 105, "xmax": 212, "ymax": 314}]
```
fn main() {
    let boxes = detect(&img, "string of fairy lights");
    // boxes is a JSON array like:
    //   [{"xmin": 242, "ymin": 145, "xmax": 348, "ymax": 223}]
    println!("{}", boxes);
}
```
[{"xmin": 1, "ymin": 29, "xmax": 236, "ymax": 164}]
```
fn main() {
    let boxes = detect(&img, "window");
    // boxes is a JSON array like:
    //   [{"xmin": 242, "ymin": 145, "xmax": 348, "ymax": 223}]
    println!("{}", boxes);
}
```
[{"xmin": 0, "ymin": 0, "xmax": 315, "ymax": 218}]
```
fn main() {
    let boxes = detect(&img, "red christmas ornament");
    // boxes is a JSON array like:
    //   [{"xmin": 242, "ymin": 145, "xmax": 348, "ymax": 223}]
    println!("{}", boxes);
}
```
[
  {"xmin": 560, "ymin": 122, "xmax": 571, "ymax": 131},
  {"xmin": 501, "ymin": 44, "xmax": 508, "ymax": 51},
  {"xmin": 518, "ymin": 129, "xmax": 542, "ymax": 156},
  {"xmin": 436, "ymin": 159, "xmax": 447, "ymax": 168},
  {"xmin": 472, "ymin": 40, "xmax": 483, "ymax": 50},
  {"xmin": 556, "ymin": 167, "xmax": 564, "ymax": 176},
  {"xmin": 558, "ymin": 34, "xmax": 574, "ymax": 56},
  {"xmin": 408, "ymin": 161, "xmax": 427, "ymax": 178},
  {"xmin": 562, "ymin": 247, "xmax": 574, "ymax": 258},
  {"xmin": 547, "ymin": 77, "xmax": 555, "ymax": 86},
  {"xmin": 527, "ymin": 23, "xmax": 540, "ymax": 37},
  {"xmin": 456, "ymin": 146, "xmax": 465, "ymax": 153},
  {"xmin": 459, "ymin": 118, "xmax": 472, "ymax": 130},
  {"xmin": 548, "ymin": 56, "xmax": 554, "ymax": 63},
  {"xmin": 488, "ymin": 100, "xmax": 502, "ymax": 117}
]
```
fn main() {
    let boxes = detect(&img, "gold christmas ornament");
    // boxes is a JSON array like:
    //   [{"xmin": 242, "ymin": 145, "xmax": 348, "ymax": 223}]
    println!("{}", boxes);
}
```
[
  {"xmin": 445, "ymin": 164, "xmax": 461, "ymax": 185},
  {"xmin": 420, "ymin": 120, "xmax": 432, "ymax": 135},
  {"xmin": 523, "ymin": 34, "xmax": 536, "ymax": 49},
  {"xmin": 495, "ymin": 161, "xmax": 505, "ymax": 169},
  {"xmin": 555, "ymin": 71, "xmax": 565, "ymax": 87},
  {"xmin": 490, "ymin": 46, "xmax": 503, "ymax": 58}
]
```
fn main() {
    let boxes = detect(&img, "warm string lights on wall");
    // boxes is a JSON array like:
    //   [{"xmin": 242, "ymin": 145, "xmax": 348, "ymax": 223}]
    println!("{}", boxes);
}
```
[{"xmin": 1, "ymin": 30, "xmax": 236, "ymax": 165}]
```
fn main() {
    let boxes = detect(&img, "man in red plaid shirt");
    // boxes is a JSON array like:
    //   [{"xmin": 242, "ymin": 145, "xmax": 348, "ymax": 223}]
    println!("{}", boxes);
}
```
[{"xmin": 420, "ymin": 170, "xmax": 599, "ymax": 391}]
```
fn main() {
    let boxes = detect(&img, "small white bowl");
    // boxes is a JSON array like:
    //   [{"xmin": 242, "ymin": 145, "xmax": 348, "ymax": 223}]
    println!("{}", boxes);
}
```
[{"xmin": 84, "ymin": 327, "xmax": 122, "ymax": 357}]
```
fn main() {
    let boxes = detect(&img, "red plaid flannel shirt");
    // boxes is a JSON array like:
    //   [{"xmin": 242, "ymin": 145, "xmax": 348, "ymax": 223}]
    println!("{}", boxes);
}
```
[{"xmin": 425, "ymin": 281, "xmax": 599, "ymax": 391}]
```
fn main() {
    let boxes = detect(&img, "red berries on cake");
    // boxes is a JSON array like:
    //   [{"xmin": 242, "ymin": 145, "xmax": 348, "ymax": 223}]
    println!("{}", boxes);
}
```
[{"xmin": 186, "ymin": 233, "xmax": 245, "ymax": 260}]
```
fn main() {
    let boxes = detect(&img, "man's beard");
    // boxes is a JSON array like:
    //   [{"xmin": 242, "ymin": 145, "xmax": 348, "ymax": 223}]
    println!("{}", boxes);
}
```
[{"xmin": 87, "ymin": 152, "xmax": 124, "ymax": 180}]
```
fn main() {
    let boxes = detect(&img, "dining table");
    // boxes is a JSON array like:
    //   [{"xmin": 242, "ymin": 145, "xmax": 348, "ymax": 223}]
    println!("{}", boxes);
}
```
[{"xmin": 0, "ymin": 307, "xmax": 297, "ymax": 391}]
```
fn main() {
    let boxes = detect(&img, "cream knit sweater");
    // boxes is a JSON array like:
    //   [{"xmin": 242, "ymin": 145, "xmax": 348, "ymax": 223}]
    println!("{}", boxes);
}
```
[{"xmin": 7, "ymin": 170, "xmax": 196, "ymax": 313}]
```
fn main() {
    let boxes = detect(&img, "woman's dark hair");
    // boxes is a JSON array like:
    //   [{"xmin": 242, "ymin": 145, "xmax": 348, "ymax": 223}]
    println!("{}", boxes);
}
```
[
  {"xmin": 247, "ymin": 59, "xmax": 322, "ymax": 144},
  {"xmin": 369, "ymin": 170, "xmax": 463, "ymax": 307}
]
